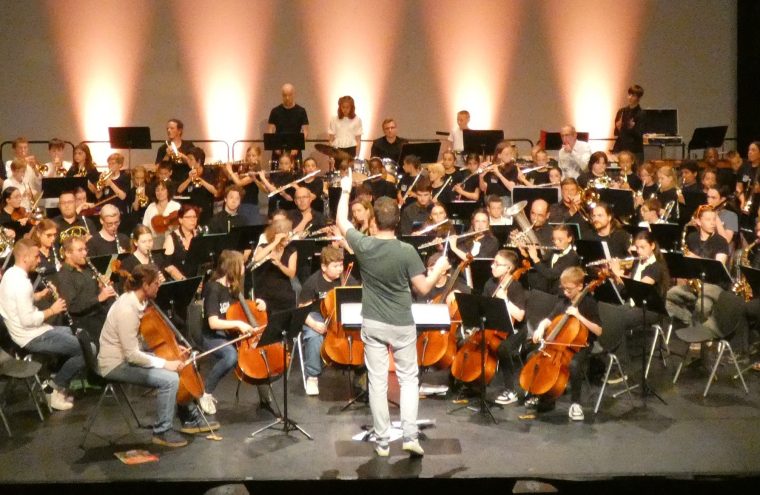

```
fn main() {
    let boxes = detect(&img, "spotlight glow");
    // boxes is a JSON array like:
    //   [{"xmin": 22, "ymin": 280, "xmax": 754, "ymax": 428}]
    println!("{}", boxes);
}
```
[
  {"xmin": 172, "ymin": 0, "xmax": 275, "ymax": 161},
  {"xmin": 298, "ymin": 0, "xmax": 404, "ymax": 158},
  {"xmin": 421, "ymin": 0, "xmax": 525, "ymax": 130},
  {"xmin": 45, "ymin": 0, "xmax": 153, "ymax": 163},
  {"xmin": 541, "ymin": 0, "xmax": 648, "ymax": 150}
]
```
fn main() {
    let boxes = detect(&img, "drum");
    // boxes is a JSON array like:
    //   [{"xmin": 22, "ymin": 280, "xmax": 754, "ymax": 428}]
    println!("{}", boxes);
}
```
[
  {"xmin": 352, "ymin": 158, "xmax": 368, "ymax": 175},
  {"xmin": 382, "ymin": 158, "xmax": 398, "ymax": 179},
  {"xmin": 326, "ymin": 171, "xmax": 342, "ymax": 187}
]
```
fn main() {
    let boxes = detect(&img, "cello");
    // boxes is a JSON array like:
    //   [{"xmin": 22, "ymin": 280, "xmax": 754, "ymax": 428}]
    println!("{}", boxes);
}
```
[
  {"xmin": 420, "ymin": 255, "xmax": 473, "ymax": 369},
  {"xmin": 227, "ymin": 292, "xmax": 289, "ymax": 383},
  {"xmin": 139, "ymin": 301, "xmax": 205, "ymax": 404},
  {"xmin": 519, "ymin": 274, "xmax": 606, "ymax": 399},
  {"xmin": 320, "ymin": 263, "xmax": 365, "ymax": 367},
  {"xmin": 450, "ymin": 259, "xmax": 530, "ymax": 384}
]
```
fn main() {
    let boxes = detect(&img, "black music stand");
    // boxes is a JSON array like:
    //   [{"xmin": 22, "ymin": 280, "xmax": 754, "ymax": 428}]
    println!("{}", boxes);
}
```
[
  {"xmin": 108, "ymin": 126, "xmax": 152, "ymax": 169},
  {"xmin": 490, "ymin": 225, "xmax": 513, "ymax": 247},
  {"xmin": 622, "ymin": 278, "xmax": 667, "ymax": 405},
  {"xmin": 511, "ymin": 186, "xmax": 560, "ymax": 206},
  {"xmin": 467, "ymin": 258, "xmax": 494, "ymax": 295},
  {"xmin": 399, "ymin": 234, "xmax": 436, "ymax": 260},
  {"xmin": 664, "ymin": 252, "xmax": 731, "ymax": 320},
  {"xmin": 155, "ymin": 276, "xmax": 202, "ymax": 328},
  {"xmin": 231, "ymin": 224, "xmax": 267, "ymax": 252},
  {"xmin": 463, "ymin": 130, "xmax": 504, "ymax": 157},
  {"xmin": 447, "ymin": 201, "xmax": 479, "ymax": 225},
  {"xmin": 41, "ymin": 177, "xmax": 88, "ymax": 199},
  {"xmin": 540, "ymin": 131, "xmax": 590, "ymax": 151},
  {"xmin": 575, "ymin": 239, "xmax": 607, "ymax": 264},
  {"xmin": 250, "ymin": 305, "xmax": 313, "ymax": 440},
  {"xmin": 598, "ymin": 189, "xmax": 635, "ymax": 220},
  {"xmin": 650, "ymin": 223, "xmax": 682, "ymax": 253},
  {"xmin": 186, "ymin": 233, "xmax": 232, "ymax": 277},
  {"xmin": 399, "ymin": 142, "xmax": 441, "ymax": 165},
  {"xmin": 687, "ymin": 126, "xmax": 728, "ymax": 155},
  {"xmin": 264, "ymin": 133, "xmax": 305, "ymax": 168},
  {"xmin": 681, "ymin": 191, "xmax": 707, "ymax": 225},
  {"xmin": 450, "ymin": 293, "xmax": 512, "ymax": 424}
]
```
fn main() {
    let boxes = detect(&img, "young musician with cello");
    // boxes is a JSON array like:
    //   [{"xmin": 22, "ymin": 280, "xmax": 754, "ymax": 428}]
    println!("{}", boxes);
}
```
[
  {"xmin": 528, "ymin": 266, "xmax": 603, "ymax": 421},
  {"xmin": 198, "ymin": 250, "xmax": 266, "ymax": 415},
  {"xmin": 98, "ymin": 264, "xmax": 218, "ymax": 448},
  {"xmin": 298, "ymin": 246, "xmax": 358, "ymax": 396}
]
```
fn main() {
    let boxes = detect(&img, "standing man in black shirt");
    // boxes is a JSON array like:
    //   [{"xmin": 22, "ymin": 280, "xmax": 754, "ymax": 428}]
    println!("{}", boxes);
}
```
[
  {"xmin": 370, "ymin": 118, "xmax": 408, "ymax": 163},
  {"xmin": 612, "ymin": 84, "xmax": 645, "ymax": 164},
  {"xmin": 155, "ymin": 119, "xmax": 195, "ymax": 185},
  {"xmin": 267, "ymin": 83, "xmax": 309, "ymax": 164}
]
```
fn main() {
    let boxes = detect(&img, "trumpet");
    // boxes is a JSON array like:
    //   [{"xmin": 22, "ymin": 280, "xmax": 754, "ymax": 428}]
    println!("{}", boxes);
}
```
[
  {"xmin": 658, "ymin": 201, "xmax": 676, "ymax": 223},
  {"xmin": 135, "ymin": 186, "xmax": 149, "ymax": 208},
  {"xmin": 166, "ymin": 141, "xmax": 182, "ymax": 163},
  {"xmin": 53, "ymin": 160, "xmax": 67, "ymax": 177},
  {"xmin": 29, "ymin": 158, "xmax": 48, "ymax": 175},
  {"xmin": 96, "ymin": 170, "xmax": 114, "ymax": 192}
]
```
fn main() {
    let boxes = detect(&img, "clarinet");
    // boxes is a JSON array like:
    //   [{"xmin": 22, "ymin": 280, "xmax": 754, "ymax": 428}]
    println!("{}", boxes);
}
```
[
  {"xmin": 115, "ymin": 234, "xmax": 122, "ymax": 254},
  {"xmin": 36, "ymin": 269, "xmax": 74, "ymax": 328}
]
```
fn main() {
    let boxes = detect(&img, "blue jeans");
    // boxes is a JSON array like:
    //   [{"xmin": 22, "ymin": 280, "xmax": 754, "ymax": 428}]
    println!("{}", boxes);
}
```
[
  {"xmin": 24, "ymin": 326, "xmax": 85, "ymax": 390},
  {"xmin": 302, "ymin": 313, "xmax": 325, "ymax": 378},
  {"xmin": 106, "ymin": 363, "xmax": 179, "ymax": 434},
  {"xmin": 202, "ymin": 332, "xmax": 238, "ymax": 394}
]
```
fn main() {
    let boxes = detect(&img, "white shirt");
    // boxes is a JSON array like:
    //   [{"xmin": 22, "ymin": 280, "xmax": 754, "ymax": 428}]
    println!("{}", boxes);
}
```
[
  {"xmin": 633, "ymin": 254, "xmax": 656, "ymax": 282},
  {"xmin": 448, "ymin": 127, "xmax": 464, "ymax": 152},
  {"xmin": 0, "ymin": 265, "xmax": 51, "ymax": 347},
  {"xmin": 489, "ymin": 215, "xmax": 512, "ymax": 226},
  {"xmin": 143, "ymin": 200, "xmax": 181, "ymax": 235},
  {"xmin": 551, "ymin": 245, "xmax": 573, "ymax": 268},
  {"xmin": 328, "ymin": 116, "xmax": 363, "ymax": 150},
  {"xmin": 557, "ymin": 140, "xmax": 591, "ymax": 179}
]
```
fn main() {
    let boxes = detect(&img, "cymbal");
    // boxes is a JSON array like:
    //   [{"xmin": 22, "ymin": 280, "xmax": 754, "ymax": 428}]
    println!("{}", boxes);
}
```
[{"xmin": 315, "ymin": 143, "xmax": 339, "ymax": 157}]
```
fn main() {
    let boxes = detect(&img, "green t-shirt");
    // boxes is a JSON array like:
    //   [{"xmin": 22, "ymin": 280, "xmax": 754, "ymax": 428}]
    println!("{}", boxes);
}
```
[{"xmin": 346, "ymin": 228, "xmax": 425, "ymax": 326}]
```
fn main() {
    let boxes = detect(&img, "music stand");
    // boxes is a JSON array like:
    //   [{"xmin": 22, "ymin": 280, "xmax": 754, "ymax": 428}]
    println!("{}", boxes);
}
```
[
  {"xmin": 263, "ymin": 133, "xmax": 305, "ymax": 153},
  {"xmin": 687, "ymin": 126, "xmax": 728, "ymax": 155},
  {"xmin": 411, "ymin": 303, "xmax": 451, "ymax": 366},
  {"xmin": 511, "ymin": 186, "xmax": 560, "ymax": 206},
  {"xmin": 468, "ymin": 258, "xmax": 494, "ymax": 295},
  {"xmin": 186, "ymin": 233, "xmax": 232, "ymax": 277},
  {"xmin": 575, "ymin": 240, "xmax": 607, "ymax": 264},
  {"xmin": 650, "ymin": 223, "xmax": 683, "ymax": 253},
  {"xmin": 598, "ymin": 189, "xmax": 635, "ymax": 220},
  {"xmin": 490, "ymin": 225, "xmax": 513, "ymax": 247},
  {"xmin": 450, "ymin": 293, "xmax": 512, "ymax": 424},
  {"xmin": 250, "ymin": 305, "xmax": 313, "ymax": 440},
  {"xmin": 462, "ymin": 130, "xmax": 504, "ymax": 156},
  {"xmin": 41, "ymin": 177, "xmax": 88, "ymax": 199},
  {"xmin": 540, "ymin": 131, "xmax": 590, "ymax": 151},
  {"xmin": 447, "ymin": 201, "xmax": 479, "ymax": 225},
  {"xmin": 399, "ymin": 142, "xmax": 441, "ymax": 165},
  {"xmin": 108, "ymin": 126, "xmax": 152, "ymax": 169},
  {"xmin": 681, "ymin": 191, "xmax": 707, "ymax": 225},
  {"xmin": 155, "ymin": 276, "xmax": 202, "ymax": 325},
  {"xmin": 231, "ymin": 224, "xmax": 267, "ymax": 253},
  {"xmin": 621, "ymin": 278, "xmax": 667, "ymax": 405},
  {"xmin": 664, "ymin": 252, "xmax": 731, "ymax": 320}
]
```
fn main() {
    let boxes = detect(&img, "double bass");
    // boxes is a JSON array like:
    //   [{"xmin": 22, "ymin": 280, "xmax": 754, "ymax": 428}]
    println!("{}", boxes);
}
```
[
  {"xmin": 519, "ymin": 275, "xmax": 606, "ymax": 399},
  {"xmin": 320, "ymin": 263, "xmax": 364, "ymax": 367},
  {"xmin": 450, "ymin": 260, "xmax": 530, "ymax": 384},
  {"xmin": 227, "ymin": 293, "xmax": 289, "ymax": 382}
]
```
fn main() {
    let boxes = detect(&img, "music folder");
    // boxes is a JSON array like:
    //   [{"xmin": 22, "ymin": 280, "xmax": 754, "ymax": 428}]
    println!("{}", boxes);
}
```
[
  {"xmin": 598, "ymin": 188, "xmax": 634, "ymax": 220},
  {"xmin": 511, "ymin": 185, "xmax": 560, "ymax": 206},
  {"xmin": 263, "ymin": 132, "xmax": 305, "ymax": 151},
  {"xmin": 108, "ymin": 126, "xmax": 152, "ymax": 150},
  {"xmin": 41, "ymin": 177, "xmax": 88, "ymax": 199},
  {"xmin": 462, "ymin": 130, "xmax": 504, "ymax": 156},
  {"xmin": 399, "ymin": 141, "xmax": 441, "ymax": 165}
]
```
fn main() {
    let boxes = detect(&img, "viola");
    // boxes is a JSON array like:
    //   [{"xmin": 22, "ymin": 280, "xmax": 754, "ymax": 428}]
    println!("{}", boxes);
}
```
[
  {"xmin": 320, "ymin": 263, "xmax": 364, "ymax": 367},
  {"xmin": 227, "ymin": 292, "xmax": 289, "ymax": 383},
  {"xmin": 518, "ymin": 275, "xmax": 606, "ymax": 399},
  {"xmin": 152, "ymin": 210, "xmax": 180, "ymax": 233},
  {"xmin": 139, "ymin": 301, "xmax": 204, "ymax": 404}
]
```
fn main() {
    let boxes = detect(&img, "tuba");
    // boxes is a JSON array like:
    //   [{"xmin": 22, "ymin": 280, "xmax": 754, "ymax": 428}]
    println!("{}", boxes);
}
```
[{"xmin": 504, "ymin": 200, "xmax": 546, "ymax": 256}]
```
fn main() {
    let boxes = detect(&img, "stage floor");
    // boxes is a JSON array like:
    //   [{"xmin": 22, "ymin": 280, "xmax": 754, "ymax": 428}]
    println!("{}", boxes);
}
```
[{"xmin": 1, "ymin": 348, "xmax": 760, "ymax": 493}]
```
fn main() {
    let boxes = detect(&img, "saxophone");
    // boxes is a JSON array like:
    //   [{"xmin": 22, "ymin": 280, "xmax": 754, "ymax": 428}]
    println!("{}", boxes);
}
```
[{"xmin": 732, "ymin": 240, "xmax": 756, "ymax": 302}]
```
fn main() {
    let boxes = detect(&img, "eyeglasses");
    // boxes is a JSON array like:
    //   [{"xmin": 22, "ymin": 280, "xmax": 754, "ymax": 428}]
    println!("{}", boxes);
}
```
[{"xmin": 491, "ymin": 262, "xmax": 510, "ymax": 267}]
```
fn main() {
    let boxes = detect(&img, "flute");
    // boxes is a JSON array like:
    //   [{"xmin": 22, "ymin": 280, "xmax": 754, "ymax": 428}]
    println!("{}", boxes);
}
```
[
  {"xmin": 433, "ymin": 176, "xmax": 453, "ymax": 201},
  {"xmin": 417, "ymin": 228, "xmax": 489, "ymax": 250},
  {"xmin": 267, "ymin": 170, "xmax": 320, "ymax": 197}
]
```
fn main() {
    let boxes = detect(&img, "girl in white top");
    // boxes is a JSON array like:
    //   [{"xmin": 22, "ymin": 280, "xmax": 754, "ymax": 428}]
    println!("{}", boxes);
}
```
[
  {"xmin": 328, "ymin": 95, "xmax": 363, "ymax": 157},
  {"xmin": 142, "ymin": 179, "xmax": 181, "ymax": 245}
]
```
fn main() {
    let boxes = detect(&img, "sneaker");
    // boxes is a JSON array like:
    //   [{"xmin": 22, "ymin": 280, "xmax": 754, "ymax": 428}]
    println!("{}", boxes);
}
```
[
  {"xmin": 568, "ymin": 403, "xmax": 584, "ymax": 421},
  {"xmin": 47, "ymin": 389, "xmax": 73, "ymax": 411},
  {"xmin": 375, "ymin": 442, "xmax": 390, "ymax": 457},
  {"xmin": 198, "ymin": 393, "xmax": 217, "ymax": 415},
  {"xmin": 152, "ymin": 430, "xmax": 188, "ymax": 448},
  {"xmin": 402, "ymin": 439, "xmax": 425, "ymax": 457},
  {"xmin": 524, "ymin": 396, "xmax": 540, "ymax": 409},
  {"xmin": 180, "ymin": 417, "xmax": 221, "ymax": 434},
  {"xmin": 305, "ymin": 377, "xmax": 319, "ymax": 396},
  {"xmin": 494, "ymin": 389, "xmax": 518, "ymax": 405}
]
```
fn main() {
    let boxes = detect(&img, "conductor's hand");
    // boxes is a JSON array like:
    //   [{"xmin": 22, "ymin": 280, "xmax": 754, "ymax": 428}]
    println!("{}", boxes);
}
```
[{"xmin": 340, "ymin": 168, "xmax": 353, "ymax": 193}]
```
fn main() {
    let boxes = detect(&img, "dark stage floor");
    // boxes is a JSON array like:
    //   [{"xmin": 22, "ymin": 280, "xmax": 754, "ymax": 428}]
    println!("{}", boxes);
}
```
[{"xmin": 1, "ymin": 346, "xmax": 760, "ymax": 494}]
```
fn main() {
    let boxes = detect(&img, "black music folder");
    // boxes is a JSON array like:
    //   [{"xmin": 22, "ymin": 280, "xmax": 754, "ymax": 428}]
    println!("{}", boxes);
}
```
[
  {"xmin": 598, "ymin": 188, "xmax": 635, "ymax": 220},
  {"xmin": 399, "ymin": 142, "xmax": 441, "ymax": 165},
  {"xmin": 263, "ymin": 132, "xmax": 305, "ymax": 151},
  {"xmin": 41, "ymin": 177, "xmax": 88, "ymax": 199},
  {"xmin": 511, "ymin": 185, "xmax": 560, "ymax": 206},
  {"xmin": 462, "ymin": 130, "xmax": 504, "ymax": 156}
]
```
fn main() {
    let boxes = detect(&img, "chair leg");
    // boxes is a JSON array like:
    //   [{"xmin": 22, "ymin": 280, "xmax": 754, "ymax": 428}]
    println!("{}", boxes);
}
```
[
  {"xmin": 115, "ymin": 384, "xmax": 145, "ymax": 429},
  {"xmin": 611, "ymin": 354, "xmax": 635, "ymax": 405},
  {"xmin": 594, "ymin": 354, "xmax": 615, "ymax": 414},
  {"xmin": 723, "ymin": 341, "xmax": 749, "ymax": 395},
  {"xmin": 80, "ymin": 384, "xmax": 112, "ymax": 448},
  {"xmin": 704, "ymin": 342, "xmax": 726, "ymax": 397},
  {"xmin": 23, "ymin": 377, "xmax": 45, "ymax": 421},
  {"xmin": 32, "ymin": 374, "xmax": 52, "ymax": 414}
]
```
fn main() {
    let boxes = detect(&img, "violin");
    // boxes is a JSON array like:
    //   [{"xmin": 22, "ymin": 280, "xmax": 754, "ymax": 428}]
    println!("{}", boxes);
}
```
[
  {"xmin": 152, "ymin": 210, "xmax": 180, "ymax": 234},
  {"xmin": 519, "ymin": 274, "xmax": 606, "ymax": 399},
  {"xmin": 320, "ymin": 263, "xmax": 364, "ymax": 367},
  {"xmin": 227, "ymin": 292, "xmax": 289, "ymax": 383}
]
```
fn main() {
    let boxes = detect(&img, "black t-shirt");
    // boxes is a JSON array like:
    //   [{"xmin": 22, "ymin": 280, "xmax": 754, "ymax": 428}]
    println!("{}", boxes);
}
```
[
  {"xmin": 482, "ymin": 277, "xmax": 527, "ymax": 310},
  {"xmin": 612, "ymin": 104, "xmax": 644, "ymax": 153},
  {"xmin": 202, "ymin": 280, "xmax": 234, "ymax": 336},
  {"xmin": 529, "ymin": 249, "xmax": 582, "ymax": 295},
  {"xmin": 417, "ymin": 277, "xmax": 471, "ymax": 303},
  {"xmin": 166, "ymin": 230, "xmax": 193, "ymax": 277},
  {"xmin": 96, "ymin": 173, "xmax": 131, "ymax": 214},
  {"xmin": 459, "ymin": 233, "xmax": 500, "ymax": 259},
  {"xmin": 397, "ymin": 173, "xmax": 419, "ymax": 206},
  {"xmin": 268, "ymin": 104, "xmax": 309, "ymax": 135},
  {"xmin": 86, "ymin": 231, "xmax": 129, "ymax": 257},
  {"xmin": 289, "ymin": 209, "xmax": 327, "ymax": 233},
  {"xmin": 399, "ymin": 202, "xmax": 432, "ymax": 235},
  {"xmin": 454, "ymin": 169, "xmax": 479, "ymax": 196},
  {"xmin": 207, "ymin": 210, "xmax": 246, "ymax": 234},
  {"xmin": 301, "ymin": 178, "xmax": 324, "ymax": 212},
  {"xmin": 369, "ymin": 178, "xmax": 398, "ymax": 201},
  {"xmin": 268, "ymin": 171, "xmax": 298, "ymax": 212},
  {"xmin": 432, "ymin": 181, "xmax": 455, "ymax": 204},
  {"xmin": 370, "ymin": 137, "xmax": 407, "ymax": 162},
  {"xmin": 483, "ymin": 164, "xmax": 519, "ymax": 198},
  {"xmin": 254, "ymin": 243, "xmax": 297, "ymax": 311},
  {"xmin": 656, "ymin": 188, "xmax": 679, "ymax": 222},
  {"xmin": 185, "ymin": 168, "xmax": 216, "ymax": 224},
  {"xmin": 627, "ymin": 259, "xmax": 668, "ymax": 298},
  {"xmin": 298, "ymin": 271, "xmax": 359, "ymax": 307},
  {"xmin": 686, "ymin": 231, "xmax": 729, "ymax": 260},
  {"xmin": 547, "ymin": 293, "xmax": 602, "ymax": 343},
  {"xmin": 591, "ymin": 228, "xmax": 631, "ymax": 259}
]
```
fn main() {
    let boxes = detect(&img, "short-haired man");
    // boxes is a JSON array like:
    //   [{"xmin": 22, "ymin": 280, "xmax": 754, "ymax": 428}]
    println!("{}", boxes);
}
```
[
  {"xmin": 85, "ymin": 204, "xmax": 130, "ymax": 256},
  {"xmin": 155, "ymin": 118, "xmax": 195, "ymax": 184},
  {"xmin": 207, "ymin": 185, "xmax": 247, "ymax": 233},
  {"xmin": 557, "ymin": 126, "xmax": 591, "ymax": 180},
  {"xmin": 371, "ymin": 118, "xmax": 408, "ymax": 162},
  {"xmin": 398, "ymin": 177, "xmax": 433, "ymax": 236}
]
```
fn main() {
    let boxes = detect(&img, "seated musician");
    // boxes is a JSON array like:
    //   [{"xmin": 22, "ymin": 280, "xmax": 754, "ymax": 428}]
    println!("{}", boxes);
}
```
[
  {"xmin": 741, "ymin": 219, "xmax": 760, "ymax": 369},
  {"xmin": 633, "ymin": 162, "xmax": 658, "ymax": 206},
  {"xmin": 680, "ymin": 160, "xmax": 701, "ymax": 194},
  {"xmin": 616, "ymin": 151, "xmax": 641, "ymax": 191},
  {"xmin": 30, "ymin": 220, "xmax": 61, "ymax": 275},
  {"xmin": 486, "ymin": 194, "xmax": 511, "ymax": 226},
  {"xmin": 483, "ymin": 250, "xmax": 527, "ymax": 406},
  {"xmin": 96, "ymin": 153, "xmax": 130, "ymax": 214},
  {"xmin": 142, "ymin": 179, "xmax": 181, "ymax": 240},
  {"xmin": 120, "ymin": 225, "xmax": 166, "ymax": 282},
  {"xmin": 370, "ymin": 117, "xmax": 407, "ymax": 161},
  {"xmin": 0, "ymin": 186, "xmax": 31, "ymax": 239},
  {"xmin": 577, "ymin": 151, "xmax": 611, "ymax": 189},
  {"xmin": 450, "ymin": 209, "xmax": 499, "ymax": 262},
  {"xmin": 549, "ymin": 178, "xmax": 592, "ymax": 237},
  {"xmin": 252, "ymin": 216, "xmax": 297, "ymax": 313},
  {"xmin": 178, "ymin": 147, "xmax": 217, "ymax": 226},
  {"xmin": 98, "ymin": 264, "xmax": 218, "ymax": 448},
  {"xmin": 290, "ymin": 185, "xmax": 327, "ymax": 235},
  {"xmin": 478, "ymin": 140, "xmax": 529, "ymax": 208},
  {"xmin": 428, "ymin": 163, "xmax": 453, "ymax": 204},
  {"xmin": 207, "ymin": 185, "xmax": 247, "ymax": 234},
  {"xmin": 451, "ymin": 153, "xmax": 481, "ymax": 202},
  {"xmin": 299, "ymin": 157, "xmax": 326, "ymax": 212},
  {"xmin": 223, "ymin": 145, "xmax": 266, "ymax": 221},
  {"xmin": 366, "ymin": 157, "xmax": 398, "ymax": 200},
  {"xmin": 666, "ymin": 205, "xmax": 729, "ymax": 337},
  {"xmin": 164, "ymin": 205, "xmax": 201, "ymax": 281},
  {"xmin": 127, "ymin": 165, "xmax": 150, "ymax": 227},
  {"xmin": 86, "ymin": 204, "xmax": 129, "ymax": 256},
  {"xmin": 52, "ymin": 191, "xmax": 97, "ymax": 242},
  {"xmin": 638, "ymin": 198, "xmax": 663, "ymax": 227},
  {"xmin": 706, "ymin": 185, "xmax": 738, "ymax": 247},
  {"xmin": 0, "ymin": 239, "xmax": 84, "ymax": 411},
  {"xmin": 442, "ymin": 150, "xmax": 459, "ymax": 183},
  {"xmin": 528, "ymin": 198, "xmax": 553, "ymax": 246},
  {"xmin": 66, "ymin": 143, "xmax": 100, "ymax": 201},
  {"xmin": 655, "ymin": 165, "xmax": 681, "ymax": 223},
  {"xmin": 545, "ymin": 165, "xmax": 563, "ymax": 187},
  {"xmin": 198, "ymin": 250, "xmax": 268, "ymax": 415},
  {"xmin": 397, "ymin": 154, "xmax": 422, "ymax": 207},
  {"xmin": 590, "ymin": 202, "xmax": 632, "ymax": 259},
  {"xmin": 529, "ymin": 266, "xmax": 603, "ymax": 421},
  {"xmin": 259, "ymin": 154, "xmax": 297, "ymax": 213},
  {"xmin": 398, "ymin": 177, "xmax": 434, "ymax": 236},
  {"xmin": 415, "ymin": 251, "xmax": 470, "ymax": 304},
  {"xmin": 54, "ymin": 236, "xmax": 116, "ymax": 341},
  {"xmin": 525, "ymin": 224, "xmax": 581, "ymax": 295},
  {"xmin": 298, "ymin": 246, "xmax": 358, "ymax": 396},
  {"xmin": 701, "ymin": 167, "xmax": 718, "ymax": 193},
  {"xmin": 350, "ymin": 198, "xmax": 375, "ymax": 235},
  {"xmin": 3, "ymin": 159, "xmax": 37, "ymax": 210}
]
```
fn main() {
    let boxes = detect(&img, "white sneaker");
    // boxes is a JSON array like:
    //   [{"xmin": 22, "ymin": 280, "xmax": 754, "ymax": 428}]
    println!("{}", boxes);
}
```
[
  {"xmin": 402, "ymin": 439, "xmax": 425, "ymax": 457},
  {"xmin": 47, "ymin": 389, "xmax": 73, "ymax": 411},
  {"xmin": 198, "ymin": 393, "xmax": 217, "ymax": 415},
  {"xmin": 568, "ymin": 402, "xmax": 584, "ymax": 421},
  {"xmin": 305, "ymin": 377, "xmax": 319, "ymax": 396},
  {"xmin": 375, "ymin": 442, "xmax": 390, "ymax": 457},
  {"xmin": 494, "ymin": 389, "xmax": 518, "ymax": 405}
]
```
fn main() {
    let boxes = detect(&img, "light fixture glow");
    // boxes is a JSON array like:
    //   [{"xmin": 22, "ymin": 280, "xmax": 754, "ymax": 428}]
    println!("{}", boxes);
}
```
[{"xmin": 541, "ymin": 0, "xmax": 648, "ymax": 150}]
